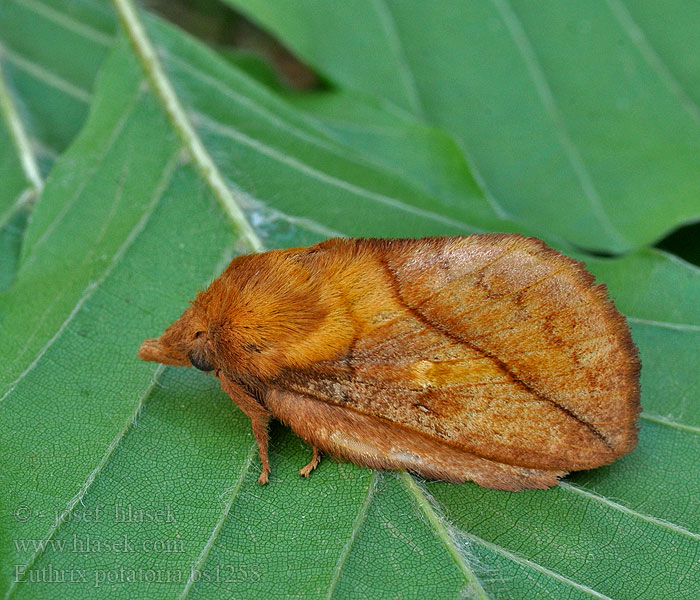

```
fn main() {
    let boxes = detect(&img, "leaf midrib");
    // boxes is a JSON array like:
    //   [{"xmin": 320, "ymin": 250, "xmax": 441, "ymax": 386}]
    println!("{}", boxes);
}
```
[{"xmin": 111, "ymin": 0, "xmax": 263, "ymax": 253}]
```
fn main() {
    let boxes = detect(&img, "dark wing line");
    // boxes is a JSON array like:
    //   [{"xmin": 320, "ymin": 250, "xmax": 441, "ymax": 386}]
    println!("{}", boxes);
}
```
[
  {"xmin": 458, "ymin": 264, "xmax": 571, "ymax": 319},
  {"xmin": 376, "ymin": 254, "xmax": 614, "ymax": 451},
  {"xmin": 420, "ymin": 258, "xmax": 571, "ymax": 324}
]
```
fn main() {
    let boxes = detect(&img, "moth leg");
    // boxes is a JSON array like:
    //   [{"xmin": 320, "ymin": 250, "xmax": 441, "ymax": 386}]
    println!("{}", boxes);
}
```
[
  {"xmin": 250, "ymin": 417, "xmax": 271, "ymax": 485},
  {"xmin": 299, "ymin": 446, "xmax": 322, "ymax": 478},
  {"xmin": 216, "ymin": 371, "xmax": 272, "ymax": 485}
]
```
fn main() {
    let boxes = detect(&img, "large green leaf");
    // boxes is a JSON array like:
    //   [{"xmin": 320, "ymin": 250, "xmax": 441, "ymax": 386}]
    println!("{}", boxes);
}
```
[
  {"xmin": 226, "ymin": 0, "xmax": 700, "ymax": 253},
  {"xmin": 286, "ymin": 88, "xmax": 514, "ymax": 226},
  {"xmin": 1, "ymin": 1, "xmax": 698, "ymax": 599}
]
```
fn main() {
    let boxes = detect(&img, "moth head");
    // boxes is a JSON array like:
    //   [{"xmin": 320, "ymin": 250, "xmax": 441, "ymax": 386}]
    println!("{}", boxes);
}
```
[
  {"xmin": 187, "ymin": 251, "xmax": 331, "ymax": 379},
  {"xmin": 139, "ymin": 250, "xmax": 340, "ymax": 379},
  {"xmin": 138, "ymin": 305, "xmax": 216, "ymax": 372}
]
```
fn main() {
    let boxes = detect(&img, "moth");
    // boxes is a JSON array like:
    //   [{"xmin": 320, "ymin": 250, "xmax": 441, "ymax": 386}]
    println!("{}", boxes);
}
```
[{"xmin": 138, "ymin": 235, "xmax": 640, "ymax": 491}]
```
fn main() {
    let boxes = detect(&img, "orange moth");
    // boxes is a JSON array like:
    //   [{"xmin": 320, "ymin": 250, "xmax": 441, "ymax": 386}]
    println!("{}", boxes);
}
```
[{"xmin": 138, "ymin": 235, "xmax": 640, "ymax": 490}]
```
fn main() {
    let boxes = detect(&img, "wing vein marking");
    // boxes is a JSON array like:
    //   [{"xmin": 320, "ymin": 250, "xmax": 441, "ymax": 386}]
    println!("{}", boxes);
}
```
[
  {"xmin": 376, "ymin": 255, "xmax": 613, "ymax": 450},
  {"xmin": 411, "ymin": 244, "xmax": 518, "ymax": 310}
]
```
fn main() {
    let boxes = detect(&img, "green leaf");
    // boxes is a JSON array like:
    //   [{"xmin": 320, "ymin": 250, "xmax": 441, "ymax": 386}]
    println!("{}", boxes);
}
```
[
  {"xmin": 1, "ymin": 2, "xmax": 698, "ymax": 599},
  {"xmin": 286, "ymin": 88, "xmax": 511, "ymax": 227},
  {"xmin": 0, "ymin": 0, "xmax": 117, "ymax": 286},
  {"xmin": 226, "ymin": 0, "xmax": 700, "ymax": 253},
  {"xmin": 0, "ymin": 65, "xmax": 36, "ymax": 289},
  {"xmin": 0, "ymin": 0, "xmax": 116, "ymax": 167}
]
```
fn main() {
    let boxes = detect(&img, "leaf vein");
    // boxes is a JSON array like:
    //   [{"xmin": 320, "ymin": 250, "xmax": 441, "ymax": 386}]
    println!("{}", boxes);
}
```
[
  {"xmin": 19, "ymin": 84, "xmax": 145, "ymax": 271},
  {"xmin": 1, "ymin": 150, "xmax": 179, "ymax": 403},
  {"xmin": 0, "ymin": 43, "xmax": 91, "ymax": 102},
  {"xmin": 177, "ymin": 442, "xmax": 257, "ymax": 600},
  {"xmin": 559, "ymin": 481, "xmax": 700, "ymax": 541},
  {"xmin": 399, "ymin": 472, "xmax": 490, "ymax": 600},
  {"xmin": 372, "ymin": 0, "xmax": 425, "ymax": 117},
  {"xmin": 3, "ymin": 364, "xmax": 165, "ymax": 600},
  {"xmin": 190, "ymin": 110, "xmax": 480, "ymax": 233},
  {"xmin": 641, "ymin": 412, "xmax": 700, "ymax": 436},
  {"xmin": 159, "ymin": 49, "xmax": 350, "ymax": 157},
  {"xmin": 491, "ymin": 0, "xmax": 626, "ymax": 247},
  {"xmin": 461, "ymin": 529, "xmax": 613, "ymax": 599},
  {"xmin": 9, "ymin": 0, "xmax": 113, "ymax": 47},
  {"xmin": 325, "ymin": 471, "xmax": 378, "ymax": 599},
  {"xmin": 606, "ymin": 0, "xmax": 700, "ymax": 125},
  {"xmin": 627, "ymin": 316, "xmax": 700, "ymax": 332},
  {"xmin": 111, "ymin": 0, "xmax": 262, "ymax": 252}
]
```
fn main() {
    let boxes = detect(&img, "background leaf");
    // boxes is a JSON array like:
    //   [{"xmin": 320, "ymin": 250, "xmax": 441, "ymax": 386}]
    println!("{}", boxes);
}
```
[
  {"xmin": 0, "ymin": 0, "xmax": 116, "ymax": 285},
  {"xmin": 0, "ymin": 66, "xmax": 35, "ymax": 290},
  {"xmin": 0, "ymin": 0, "xmax": 115, "ymax": 166},
  {"xmin": 1, "ymin": 1, "xmax": 698, "ymax": 599},
  {"xmin": 226, "ymin": 0, "xmax": 700, "ymax": 253}
]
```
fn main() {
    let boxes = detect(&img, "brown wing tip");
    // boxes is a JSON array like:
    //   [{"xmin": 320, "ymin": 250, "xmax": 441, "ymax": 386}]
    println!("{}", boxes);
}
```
[
  {"xmin": 444, "ymin": 234, "xmax": 642, "ymax": 460},
  {"xmin": 365, "ymin": 233, "xmax": 642, "ymax": 464},
  {"xmin": 507, "ymin": 234, "xmax": 642, "ymax": 456}
]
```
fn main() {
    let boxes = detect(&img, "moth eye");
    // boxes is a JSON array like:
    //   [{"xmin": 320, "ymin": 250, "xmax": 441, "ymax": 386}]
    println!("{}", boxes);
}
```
[{"xmin": 188, "ymin": 350, "xmax": 214, "ymax": 372}]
